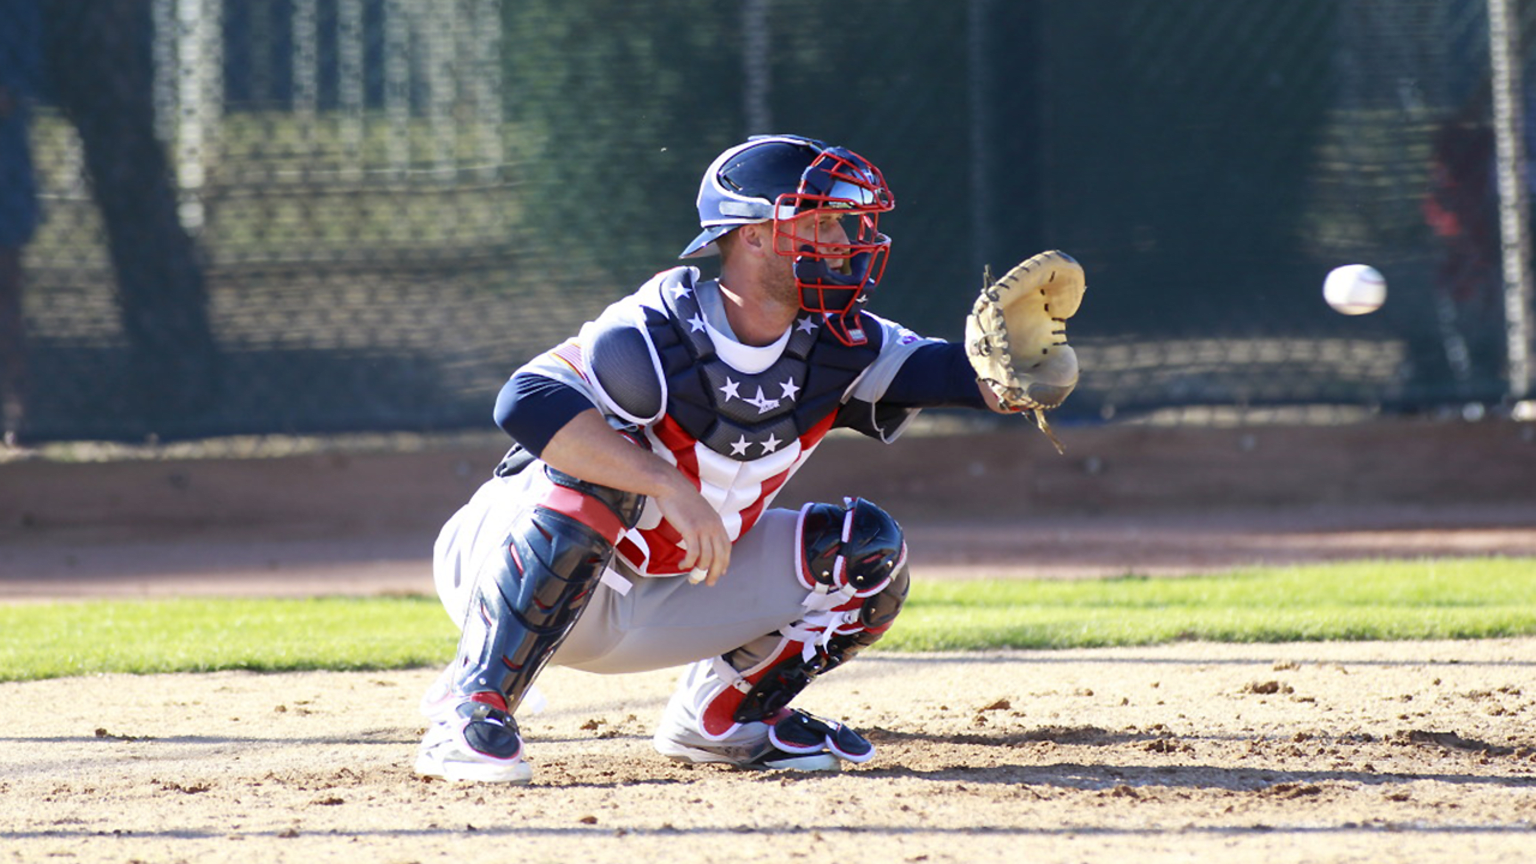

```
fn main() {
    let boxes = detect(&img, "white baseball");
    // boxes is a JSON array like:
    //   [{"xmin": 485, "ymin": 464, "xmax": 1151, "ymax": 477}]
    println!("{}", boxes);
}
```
[{"xmin": 1323, "ymin": 264, "xmax": 1387, "ymax": 315}]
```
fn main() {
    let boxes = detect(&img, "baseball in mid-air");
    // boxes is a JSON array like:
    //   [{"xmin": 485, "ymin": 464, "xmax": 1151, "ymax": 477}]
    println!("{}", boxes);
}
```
[{"xmin": 1323, "ymin": 264, "xmax": 1387, "ymax": 315}]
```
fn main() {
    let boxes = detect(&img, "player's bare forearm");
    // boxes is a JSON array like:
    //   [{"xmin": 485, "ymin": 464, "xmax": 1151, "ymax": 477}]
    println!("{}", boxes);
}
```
[
  {"xmin": 538, "ymin": 408, "xmax": 731, "ymax": 584},
  {"xmin": 540, "ymin": 409, "xmax": 675, "ymax": 497}
]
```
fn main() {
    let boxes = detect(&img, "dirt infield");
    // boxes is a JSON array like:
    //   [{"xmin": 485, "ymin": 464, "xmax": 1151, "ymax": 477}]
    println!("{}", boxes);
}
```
[
  {"xmin": 2, "ymin": 419, "xmax": 1535, "ymax": 861},
  {"xmin": 5, "ymin": 641, "xmax": 1535, "ymax": 863}
]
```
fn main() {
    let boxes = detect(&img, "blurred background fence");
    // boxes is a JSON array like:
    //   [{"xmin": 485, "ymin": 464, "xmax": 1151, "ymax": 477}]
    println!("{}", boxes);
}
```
[{"xmin": 2, "ymin": 0, "xmax": 1534, "ymax": 444}]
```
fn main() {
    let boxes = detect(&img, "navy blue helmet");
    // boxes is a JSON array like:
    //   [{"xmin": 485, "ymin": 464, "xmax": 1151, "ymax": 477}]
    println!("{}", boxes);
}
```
[{"xmin": 681, "ymin": 135, "xmax": 895, "ymax": 346}]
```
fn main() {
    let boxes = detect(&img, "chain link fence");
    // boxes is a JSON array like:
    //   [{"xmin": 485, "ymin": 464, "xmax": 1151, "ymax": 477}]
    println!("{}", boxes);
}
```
[{"xmin": 2, "ymin": 0, "xmax": 1533, "ymax": 444}]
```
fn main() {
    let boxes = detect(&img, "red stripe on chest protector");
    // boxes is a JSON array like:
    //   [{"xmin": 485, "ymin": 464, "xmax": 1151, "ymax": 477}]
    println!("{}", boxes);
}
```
[
  {"xmin": 652, "ymin": 416, "xmax": 702, "ymax": 489},
  {"xmin": 732, "ymin": 411, "xmax": 839, "ymax": 536},
  {"xmin": 629, "ymin": 412, "xmax": 841, "ymax": 575},
  {"xmin": 624, "ymin": 416, "xmax": 703, "ymax": 574},
  {"xmin": 798, "ymin": 410, "xmax": 839, "ymax": 455}
]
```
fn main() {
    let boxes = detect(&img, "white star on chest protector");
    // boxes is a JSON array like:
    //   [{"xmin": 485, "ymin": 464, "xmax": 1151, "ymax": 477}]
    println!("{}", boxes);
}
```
[
  {"xmin": 779, "ymin": 378, "xmax": 801, "ymax": 401},
  {"xmin": 795, "ymin": 317, "xmax": 819, "ymax": 334},
  {"xmin": 670, "ymin": 283, "xmax": 692, "ymax": 300},
  {"xmin": 688, "ymin": 313, "xmax": 707, "ymax": 333},
  {"xmin": 744, "ymin": 386, "xmax": 780, "ymax": 413},
  {"xmin": 719, "ymin": 377, "xmax": 740, "ymax": 401},
  {"xmin": 730, "ymin": 435, "xmax": 751, "ymax": 456},
  {"xmin": 760, "ymin": 433, "xmax": 782, "ymax": 454}
]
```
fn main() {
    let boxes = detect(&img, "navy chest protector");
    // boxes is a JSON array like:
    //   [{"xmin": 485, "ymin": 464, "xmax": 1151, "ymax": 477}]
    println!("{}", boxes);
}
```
[{"xmin": 588, "ymin": 271, "xmax": 884, "ymax": 461}]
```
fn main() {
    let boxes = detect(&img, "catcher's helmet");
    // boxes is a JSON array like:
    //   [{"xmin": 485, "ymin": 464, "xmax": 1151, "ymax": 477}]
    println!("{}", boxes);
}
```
[{"xmin": 680, "ymin": 135, "xmax": 895, "ymax": 346}]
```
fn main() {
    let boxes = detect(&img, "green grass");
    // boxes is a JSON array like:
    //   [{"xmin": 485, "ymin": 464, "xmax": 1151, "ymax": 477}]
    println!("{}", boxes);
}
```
[
  {"xmin": 0, "ymin": 596, "xmax": 455, "ymax": 683},
  {"xmin": 886, "ymin": 557, "xmax": 1536, "ymax": 651},
  {"xmin": 2, "ymin": 558, "xmax": 1533, "ymax": 682}
]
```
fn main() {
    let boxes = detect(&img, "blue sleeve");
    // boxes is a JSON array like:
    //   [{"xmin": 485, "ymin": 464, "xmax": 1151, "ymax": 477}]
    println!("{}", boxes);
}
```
[
  {"xmin": 493, "ymin": 371, "xmax": 597, "ymax": 457},
  {"xmin": 0, "ymin": 0, "xmax": 42, "ymax": 95},
  {"xmin": 880, "ymin": 342, "xmax": 988, "ymax": 409}
]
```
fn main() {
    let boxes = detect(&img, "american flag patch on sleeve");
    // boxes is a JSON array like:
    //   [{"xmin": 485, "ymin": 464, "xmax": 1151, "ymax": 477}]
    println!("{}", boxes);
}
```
[{"xmin": 552, "ymin": 340, "xmax": 588, "ymax": 381}]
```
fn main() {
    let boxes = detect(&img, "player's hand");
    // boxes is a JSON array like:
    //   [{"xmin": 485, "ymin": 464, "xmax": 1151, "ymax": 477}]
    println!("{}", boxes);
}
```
[
  {"xmin": 537, "ymin": 408, "xmax": 731, "ymax": 583},
  {"xmin": 976, "ymin": 378, "xmax": 1023, "ymax": 415},
  {"xmin": 653, "ymin": 482, "xmax": 731, "ymax": 586}
]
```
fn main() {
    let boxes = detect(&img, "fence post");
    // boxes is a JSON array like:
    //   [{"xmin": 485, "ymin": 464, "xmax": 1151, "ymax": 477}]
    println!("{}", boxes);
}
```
[
  {"xmin": 174, "ymin": 0, "xmax": 221, "ymax": 234},
  {"xmin": 967, "ymin": 0, "xmax": 994, "ymax": 272},
  {"xmin": 1488, "ymin": 0, "xmax": 1535, "ymax": 400},
  {"xmin": 743, "ymin": 0, "xmax": 771, "ymax": 136}
]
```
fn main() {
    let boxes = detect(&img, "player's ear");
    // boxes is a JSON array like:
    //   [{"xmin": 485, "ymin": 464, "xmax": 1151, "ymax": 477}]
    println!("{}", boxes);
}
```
[{"xmin": 737, "ymin": 222, "xmax": 769, "ymax": 252}]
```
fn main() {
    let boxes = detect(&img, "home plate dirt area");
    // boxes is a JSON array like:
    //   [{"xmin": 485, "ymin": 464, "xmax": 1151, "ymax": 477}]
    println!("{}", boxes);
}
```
[
  {"xmin": 4, "ymin": 421, "xmax": 1535, "ymax": 861},
  {"xmin": 3, "ymin": 639, "xmax": 1534, "ymax": 863}
]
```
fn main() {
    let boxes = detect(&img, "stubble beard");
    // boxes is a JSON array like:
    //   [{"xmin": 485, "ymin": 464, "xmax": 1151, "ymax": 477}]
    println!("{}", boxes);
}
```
[{"xmin": 764, "ymin": 257, "xmax": 803, "ymax": 314}]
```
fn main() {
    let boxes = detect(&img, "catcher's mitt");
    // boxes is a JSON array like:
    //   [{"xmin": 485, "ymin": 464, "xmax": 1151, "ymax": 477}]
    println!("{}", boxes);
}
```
[{"xmin": 965, "ymin": 250, "xmax": 1086, "ymax": 451}]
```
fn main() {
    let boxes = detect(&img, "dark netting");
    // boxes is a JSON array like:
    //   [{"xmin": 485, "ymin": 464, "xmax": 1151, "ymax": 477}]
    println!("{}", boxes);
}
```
[{"xmin": 2, "ymin": 0, "xmax": 1530, "ymax": 444}]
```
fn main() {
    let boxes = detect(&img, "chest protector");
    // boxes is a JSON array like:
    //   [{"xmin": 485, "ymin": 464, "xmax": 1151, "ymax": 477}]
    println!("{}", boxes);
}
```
[
  {"xmin": 590, "ymin": 268, "xmax": 883, "ymax": 461},
  {"xmin": 586, "ymin": 269, "xmax": 884, "ymax": 575}
]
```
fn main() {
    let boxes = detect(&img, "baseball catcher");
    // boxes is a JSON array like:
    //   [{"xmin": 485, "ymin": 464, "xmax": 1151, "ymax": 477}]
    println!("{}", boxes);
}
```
[{"xmin": 414, "ymin": 134, "xmax": 1087, "ymax": 784}]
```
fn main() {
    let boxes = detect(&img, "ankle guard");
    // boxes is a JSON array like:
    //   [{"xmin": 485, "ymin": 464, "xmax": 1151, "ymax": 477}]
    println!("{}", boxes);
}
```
[
  {"xmin": 698, "ymin": 498, "xmax": 910, "ymax": 735},
  {"xmin": 453, "ymin": 464, "xmax": 644, "ymax": 713}
]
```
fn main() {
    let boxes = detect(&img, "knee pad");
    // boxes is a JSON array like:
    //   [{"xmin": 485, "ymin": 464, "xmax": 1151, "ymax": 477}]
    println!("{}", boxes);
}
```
[
  {"xmin": 453, "ymin": 463, "xmax": 644, "ymax": 712},
  {"xmin": 701, "ymin": 498, "xmax": 910, "ymax": 732},
  {"xmin": 797, "ymin": 497, "xmax": 906, "ymax": 598}
]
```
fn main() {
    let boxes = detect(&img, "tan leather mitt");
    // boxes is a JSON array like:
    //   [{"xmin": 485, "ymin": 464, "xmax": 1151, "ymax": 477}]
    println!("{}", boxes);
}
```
[{"xmin": 965, "ymin": 251, "xmax": 1086, "ymax": 451}]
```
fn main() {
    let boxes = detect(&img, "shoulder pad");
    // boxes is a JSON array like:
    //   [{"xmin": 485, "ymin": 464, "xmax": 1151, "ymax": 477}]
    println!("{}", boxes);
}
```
[{"xmin": 587, "ymin": 306, "xmax": 666, "ymax": 425}]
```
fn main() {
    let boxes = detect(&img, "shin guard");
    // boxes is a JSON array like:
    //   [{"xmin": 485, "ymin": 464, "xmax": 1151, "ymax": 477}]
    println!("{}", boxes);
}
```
[
  {"xmin": 724, "ymin": 556, "xmax": 910, "ymax": 728},
  {"xmin": 452, "ymin": 465, "xmax": 643, "ymax": 713},
  {"xmin": 694, "ymin": 498, "xmax": 910, "ymax": 739}
]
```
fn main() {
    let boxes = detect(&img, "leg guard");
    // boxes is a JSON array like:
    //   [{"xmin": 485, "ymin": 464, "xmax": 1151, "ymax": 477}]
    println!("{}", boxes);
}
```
[
  {"xmin": 451, "ymin": 464, "xmax": 644, "ymax": 713},
  {"xmin": 733, "ymin": 562, "xmax": 909, "ymax": 722},
  {"xmin": 693, "ymin": 498, "xmax": 909, "ymax": 740}
]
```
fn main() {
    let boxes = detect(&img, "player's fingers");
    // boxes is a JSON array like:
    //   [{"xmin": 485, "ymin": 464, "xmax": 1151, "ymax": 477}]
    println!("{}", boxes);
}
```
[
  {"xmin": 677, "ymin": 535, "xmax": 699, "ymax": 572},
  {"xmin": 684, "ymin": 536, "xmax": 710, "ymax": 585},
  {"xmin": 689, "ymin": 537, "xmax": 715, "ymax": 585},
  {"xmin": 704, "ymin": 530, "xmax": 730, "ymax": 586}
]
